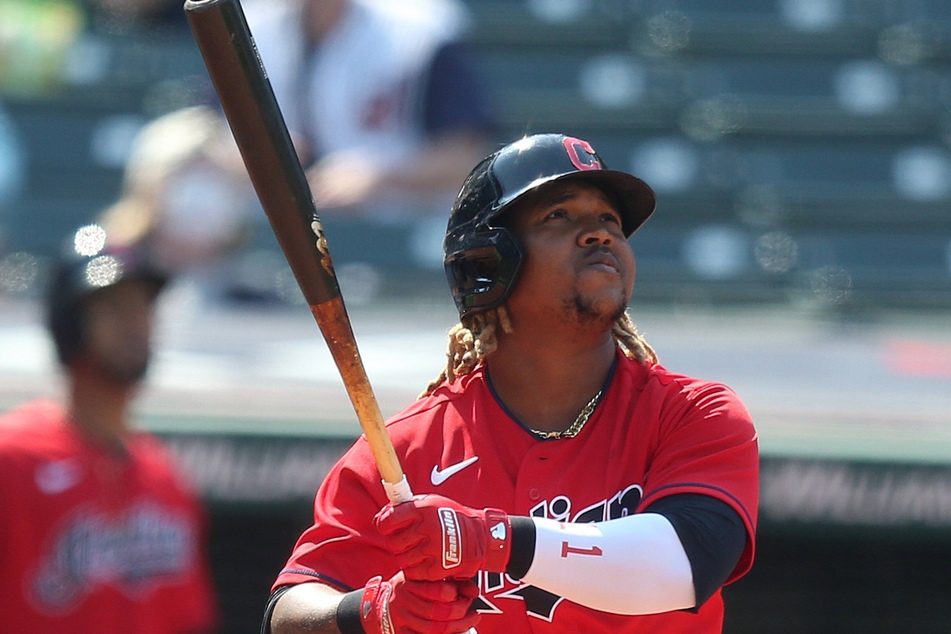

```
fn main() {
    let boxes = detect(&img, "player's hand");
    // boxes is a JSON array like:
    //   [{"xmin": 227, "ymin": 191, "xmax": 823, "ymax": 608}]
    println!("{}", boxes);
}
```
[
  {"xmin": 375, "ymin": 494, "xmax": 512, "ymax": 581},
  {"xmin": 359, "ymin": 571, "xmax": 481, "ymax": 634}
]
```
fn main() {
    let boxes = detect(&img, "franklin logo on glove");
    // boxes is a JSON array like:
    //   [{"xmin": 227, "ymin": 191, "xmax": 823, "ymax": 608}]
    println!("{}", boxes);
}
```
[{"xmin": 440, "ymin": 507, "xmax": 461, "ymax": 568}]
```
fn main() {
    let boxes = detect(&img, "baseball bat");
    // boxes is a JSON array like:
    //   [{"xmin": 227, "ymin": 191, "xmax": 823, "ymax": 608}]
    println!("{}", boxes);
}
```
[{"xmin": 183, "ymin": 0, "xmax": 412, "ymax": 504}]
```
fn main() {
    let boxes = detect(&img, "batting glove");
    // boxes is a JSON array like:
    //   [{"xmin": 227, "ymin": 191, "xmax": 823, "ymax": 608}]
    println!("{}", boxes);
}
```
[
  {"xmin": 375, "ymin": 494, "xmax": 512, "ymax": 582},
  {"xmin": 358, "ymin": 571, "xmax": 480, "ymax": 634}
]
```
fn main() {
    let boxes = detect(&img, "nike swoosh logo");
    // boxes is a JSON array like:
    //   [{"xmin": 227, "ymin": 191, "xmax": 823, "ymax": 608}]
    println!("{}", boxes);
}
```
[{"xmin": 430, "ymin": 456, "xmax": 479, "ymax": 486}]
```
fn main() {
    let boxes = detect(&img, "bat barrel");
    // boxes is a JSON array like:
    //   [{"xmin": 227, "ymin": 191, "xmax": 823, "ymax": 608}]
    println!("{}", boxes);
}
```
[{"xmin": 184, "ymin": 0, "xmax": 340, "ymax": 306}]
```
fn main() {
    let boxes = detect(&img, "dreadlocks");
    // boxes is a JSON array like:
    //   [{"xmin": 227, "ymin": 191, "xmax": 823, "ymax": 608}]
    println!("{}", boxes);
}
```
[{"xmin": 420, "ymin": 308, "xmax": 657, "ymax": 398}]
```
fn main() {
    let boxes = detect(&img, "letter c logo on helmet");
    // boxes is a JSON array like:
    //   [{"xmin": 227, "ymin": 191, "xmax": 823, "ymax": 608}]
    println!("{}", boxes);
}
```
[
  {"xmin": 563, "ymin": 136, "xmax": 602, "ymax": 171},
  {"xmin": 443, "ymin": 134, "xmax": 657, "ymax": 319}
]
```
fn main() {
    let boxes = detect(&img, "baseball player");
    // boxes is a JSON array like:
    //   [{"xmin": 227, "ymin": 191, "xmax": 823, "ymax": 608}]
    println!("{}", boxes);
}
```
[
  {"xmin": 0, "ymin": 228, "xmax": 218, "ymax": 633},
  {"xmin": 262, "ymin": 134, "xmax": 759, "ymax": 633}
]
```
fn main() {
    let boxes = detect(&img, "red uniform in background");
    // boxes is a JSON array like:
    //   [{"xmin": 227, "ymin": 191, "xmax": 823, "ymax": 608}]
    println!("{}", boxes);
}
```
[{"xmin": 0, "ymin": 400, "xmax": 218, "ymax": 634}]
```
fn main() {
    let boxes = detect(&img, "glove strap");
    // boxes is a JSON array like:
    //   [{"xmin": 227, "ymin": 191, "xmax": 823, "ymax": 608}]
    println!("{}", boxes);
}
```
[
  {"xmin": 483, "ymin": 508, "xmax": 513, "ymax": 572},
  {"xmin": 358, "ymin": 576, "xmax": 394, "ymax": 634}
]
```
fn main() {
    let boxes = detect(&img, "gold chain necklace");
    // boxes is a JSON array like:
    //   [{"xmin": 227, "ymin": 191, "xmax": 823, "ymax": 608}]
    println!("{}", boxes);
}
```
[{"xmin": 529, "ymin": 390, "xmax": 603, "ymax": 440}]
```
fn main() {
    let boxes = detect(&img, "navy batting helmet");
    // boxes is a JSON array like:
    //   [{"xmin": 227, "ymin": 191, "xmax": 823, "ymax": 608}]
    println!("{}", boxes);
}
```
[
  {"xmin": 444, "ymin": 133, "xmax": 656, "ymax": 318},
  {"xmin": 46, "ymin": 225, "xmax": 169, "ymax": 365}
]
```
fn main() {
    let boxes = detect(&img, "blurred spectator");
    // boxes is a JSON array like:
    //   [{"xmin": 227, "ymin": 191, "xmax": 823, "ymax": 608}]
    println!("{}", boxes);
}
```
[
  {"xmin": 97, "ymin": 105, "xmax": 261, "ymax": 303},
  {"xmin": 0, "ymin": 0, "xmax": 85, "ymax": 96},
  {"xmin": 242, "ymin": 0, "xmax": 496, "ymax": 224},
  {"xmin": 0, "ymin": 226, "xmax": 219, "ymax": 633}
]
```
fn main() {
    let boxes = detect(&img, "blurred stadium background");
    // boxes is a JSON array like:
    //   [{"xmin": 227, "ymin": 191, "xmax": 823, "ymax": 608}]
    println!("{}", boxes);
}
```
[{"xmin": 1, "ymin": 0, "xmax": 951, "ymax": 632}]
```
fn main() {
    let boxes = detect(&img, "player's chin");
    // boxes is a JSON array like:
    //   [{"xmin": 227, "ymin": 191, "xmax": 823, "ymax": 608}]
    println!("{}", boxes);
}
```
[
  {"xmin": 568, "ymin": 290, "xmax": 629, "ymax": 327},
  {"xmin": 579, "ymin": 265, "xmax": 634, "ymax": 294},
  {"xmin": 584, "ymin": 276, "xmax": 632, "ymax": 306},
  {"xmin": 99, "ymin": 348, "xmax": 152, "ymax": 385}
]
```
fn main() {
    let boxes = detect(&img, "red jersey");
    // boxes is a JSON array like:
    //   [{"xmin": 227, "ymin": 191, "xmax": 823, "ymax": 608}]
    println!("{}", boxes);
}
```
[
  {"xmin": 276, "ymin": 350, "xmax": 759, "ymax": 633},
  {"xmin": 0, "ymin": 401, "xmax": 218, "ymax": 634}
]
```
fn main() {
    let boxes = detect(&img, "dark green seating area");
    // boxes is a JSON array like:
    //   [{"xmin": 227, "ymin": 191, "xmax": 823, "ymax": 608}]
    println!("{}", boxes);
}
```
[{"xmin": 2, "ymin": 0, "xmax": 951, "ymax": 308}]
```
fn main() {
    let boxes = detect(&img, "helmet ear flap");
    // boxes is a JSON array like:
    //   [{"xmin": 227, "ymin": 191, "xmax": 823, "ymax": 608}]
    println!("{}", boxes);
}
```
[{"xmin": 444, "ymin": 227, "xmax": 523, "ymax": 318}]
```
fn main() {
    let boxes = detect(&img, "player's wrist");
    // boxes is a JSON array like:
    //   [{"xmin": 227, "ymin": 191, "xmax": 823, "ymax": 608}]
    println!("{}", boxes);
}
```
[
  {"xmin": 336, "ymin": 576, "xmax": 384, "ymax": 634},
  {"xmin": 506, "ymin": 516, "xmax": 537, "ymax": 579},
  {"xmin": 335, "ymin": 585, "xmax": 368, "ymax": 634}
]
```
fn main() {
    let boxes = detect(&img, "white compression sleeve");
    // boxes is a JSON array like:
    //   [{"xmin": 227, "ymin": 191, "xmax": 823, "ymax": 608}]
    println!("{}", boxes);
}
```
[{"xmin": 519, "ymin": 513, "xmax": 696, "ymax": 615}]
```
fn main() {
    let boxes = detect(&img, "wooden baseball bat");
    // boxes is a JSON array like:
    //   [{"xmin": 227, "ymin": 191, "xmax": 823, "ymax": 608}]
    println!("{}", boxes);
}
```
[{"xmin": 184, "ymin": 0, "xmax": 412, "ymax": 504}]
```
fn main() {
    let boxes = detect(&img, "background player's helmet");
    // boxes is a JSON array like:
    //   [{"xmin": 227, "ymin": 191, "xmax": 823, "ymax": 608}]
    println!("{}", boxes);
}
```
[
  {"xmin": 46, "ymin": 225, "xmax": 169, "ymax": 365},
  {"xmin": 444, "ymin": 133, "xmax": 657, "ymax": 318}
]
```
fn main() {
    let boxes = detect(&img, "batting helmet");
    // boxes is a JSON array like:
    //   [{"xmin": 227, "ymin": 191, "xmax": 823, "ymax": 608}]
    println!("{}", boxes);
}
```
[
  {"xmin": 444, "ymin": 133, "xmax": 656, "ymax": 318},
  {"xmin": 46, "ymin": 225, "xmax": 169, "ymax": 365}
]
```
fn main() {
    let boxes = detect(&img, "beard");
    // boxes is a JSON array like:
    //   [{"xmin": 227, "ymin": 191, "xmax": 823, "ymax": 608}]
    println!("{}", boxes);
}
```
[{"xmin": 563, "ymin": 290, "xmax": 628, "ymax": 329}]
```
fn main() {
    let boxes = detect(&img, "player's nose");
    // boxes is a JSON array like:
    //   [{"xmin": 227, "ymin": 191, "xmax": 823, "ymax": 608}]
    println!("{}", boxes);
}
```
[{"xmin": 577, "ymin": 219, "xmax": 615, "ymax": 247}]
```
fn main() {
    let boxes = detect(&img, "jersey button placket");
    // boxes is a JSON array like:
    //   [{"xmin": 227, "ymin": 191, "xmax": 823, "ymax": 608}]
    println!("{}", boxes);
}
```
[{"xmin": 515, "ymin": 445, "xmax": 554, "ymax": 508}]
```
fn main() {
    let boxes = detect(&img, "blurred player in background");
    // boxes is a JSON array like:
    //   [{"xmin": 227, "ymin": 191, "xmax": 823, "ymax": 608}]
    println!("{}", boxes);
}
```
[
  {"xmin": 242, "ymin": 0, "xmax": 495, "ymax": 223},
  {"xmin": 0, "ymin": 227, "xmax": 219, "ymax": 633},
  {"xmin": 261, "ymin": 134, "xmax": 759, "ymax": 633}
]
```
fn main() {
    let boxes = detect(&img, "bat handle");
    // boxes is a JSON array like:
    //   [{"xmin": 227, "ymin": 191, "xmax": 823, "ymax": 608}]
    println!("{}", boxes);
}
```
[{"xmin": 383, "ymin": 475, "xmax": 413, "ymax": 504}]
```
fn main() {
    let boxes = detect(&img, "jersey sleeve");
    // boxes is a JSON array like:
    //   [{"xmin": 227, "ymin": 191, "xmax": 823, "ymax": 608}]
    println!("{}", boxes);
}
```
[
  {"xmin": 272, "ymin": 437, "xmax": 397, "ymax": 593},
  {"xmin": 638, "ymin": 378, "xmax": 759, "ymax": 583}
]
